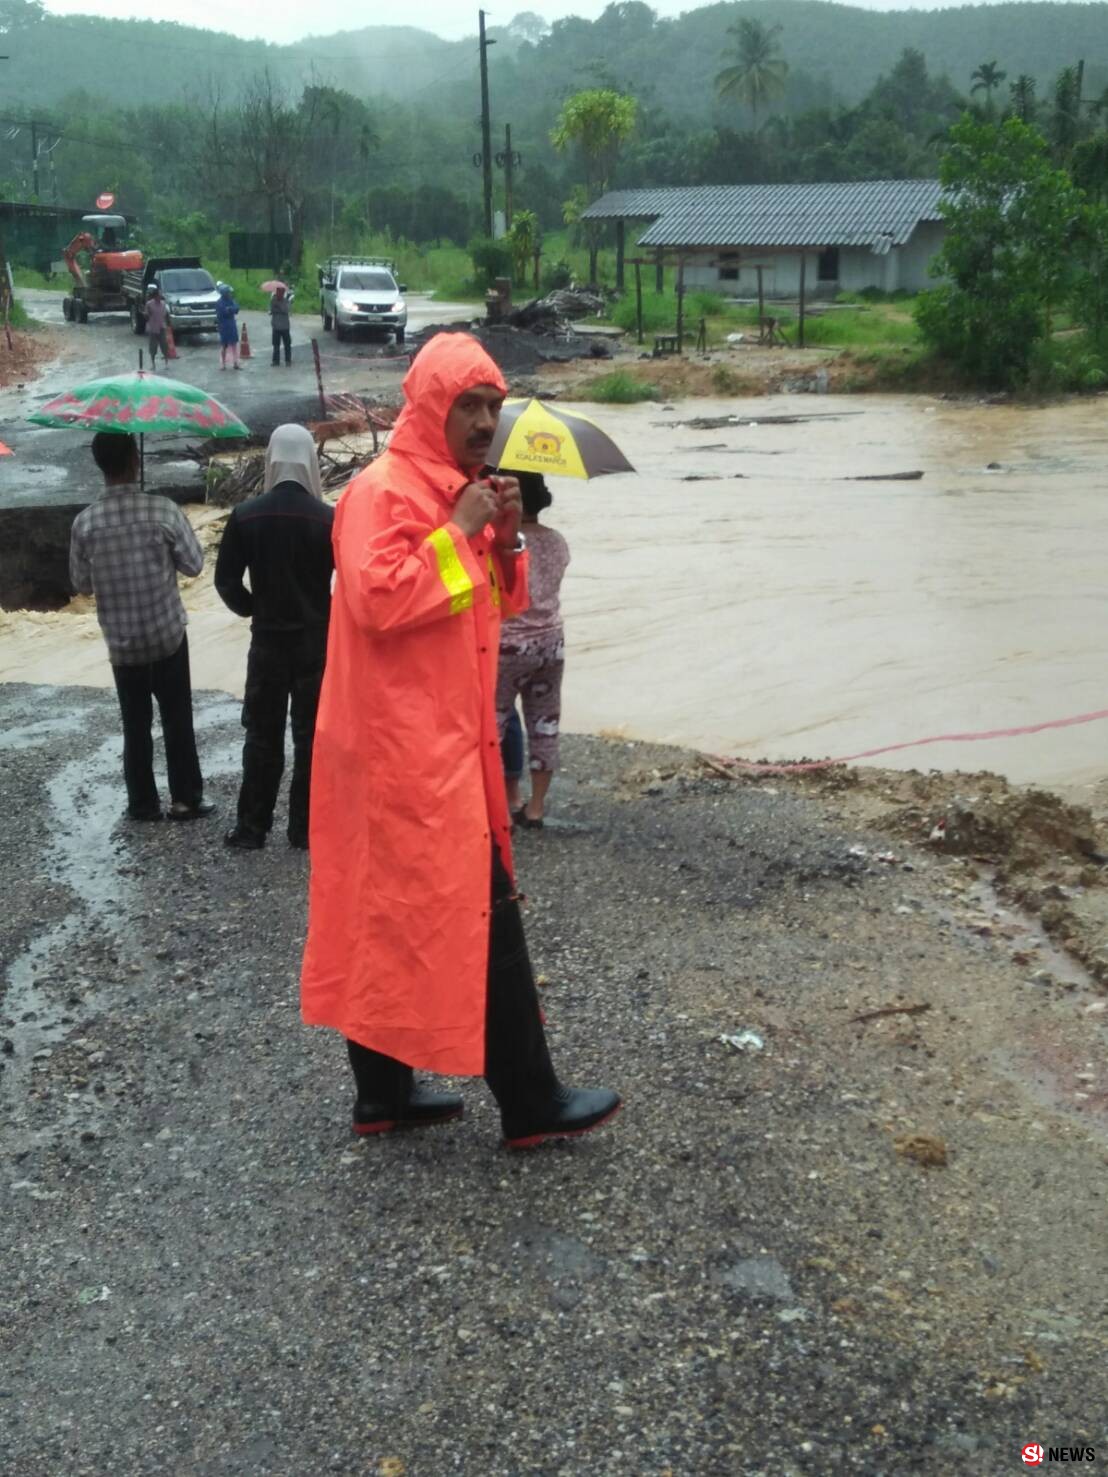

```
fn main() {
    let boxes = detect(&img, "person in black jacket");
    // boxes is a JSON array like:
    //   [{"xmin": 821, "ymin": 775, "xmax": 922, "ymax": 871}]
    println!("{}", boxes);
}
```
[{"xmin": 215, "ymin": 424, "xmax": 334, "ymax": 850}]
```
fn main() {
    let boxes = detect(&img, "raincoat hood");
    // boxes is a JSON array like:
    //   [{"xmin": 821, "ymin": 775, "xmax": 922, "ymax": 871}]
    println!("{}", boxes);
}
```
[
  {"xmin": 264, "ymin": 423, "xmax": 323, "ymax": 499},
  {"xmin": 389, "ymin": 332, "xmax": 507, "ymax": 484}
]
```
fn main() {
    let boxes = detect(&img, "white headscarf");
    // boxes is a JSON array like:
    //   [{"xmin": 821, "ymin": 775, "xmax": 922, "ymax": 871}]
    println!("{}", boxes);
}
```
[{"xmin": 264, "ymin": 423, "xmax": 323, "ymax": 500}]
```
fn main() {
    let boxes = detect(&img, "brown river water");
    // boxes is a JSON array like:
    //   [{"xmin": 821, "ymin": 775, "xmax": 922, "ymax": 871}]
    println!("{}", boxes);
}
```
[{"xmin": 2, "ymin": 392, "xmax": 1105, "ymax": 795}]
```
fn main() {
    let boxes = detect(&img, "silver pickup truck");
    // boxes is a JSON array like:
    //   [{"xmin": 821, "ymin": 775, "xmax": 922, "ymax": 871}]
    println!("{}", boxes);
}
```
[{"xmin": 318, "ymin": 256, "xmax": 408, "ymax": 344}]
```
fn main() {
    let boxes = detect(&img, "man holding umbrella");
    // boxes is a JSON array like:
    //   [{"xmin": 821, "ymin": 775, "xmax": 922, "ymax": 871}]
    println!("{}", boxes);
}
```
[{"xmin": 301, "ymin": 331, "xmax": 620, "ymax": 1149}]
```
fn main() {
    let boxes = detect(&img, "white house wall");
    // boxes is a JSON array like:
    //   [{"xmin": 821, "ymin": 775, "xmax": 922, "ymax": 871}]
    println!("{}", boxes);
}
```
[
  {"xmin": 677, "ymin": 225, "xmax": 946, "ymax": 298},
  {"xmin": 895, "ymin": 220, "xmax": 946, "ymax": 291}
]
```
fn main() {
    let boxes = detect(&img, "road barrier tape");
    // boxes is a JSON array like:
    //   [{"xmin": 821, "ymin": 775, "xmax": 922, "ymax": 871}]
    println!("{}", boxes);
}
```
[{"xmin": 710, "ymin": 705, "xmax": 1108, "ymax": 775}]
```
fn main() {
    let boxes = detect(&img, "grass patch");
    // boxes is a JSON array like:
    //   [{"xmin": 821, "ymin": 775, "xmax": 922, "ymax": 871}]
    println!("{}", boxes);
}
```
[
  {"xmin": 8, "ymin": 298, "xmax": 30, "ymax": 329},
  {"xmin": 607, "ymin": 289, "xmax": 740, "ymax": 337},
  {"xmin": 582, "ymin": 371, "xmax": 660, "ymax": 404},
  {"xmin": 832, "ymin": 345, "xmax": 962, "ymax": 393},
  {"xmin": 13, "ymin": 266, "xmax": 56, "ymax": 291}
]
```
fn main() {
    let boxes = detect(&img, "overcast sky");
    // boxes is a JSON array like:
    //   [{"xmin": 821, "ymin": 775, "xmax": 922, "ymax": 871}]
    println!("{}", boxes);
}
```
[{"xmin": 44, "ymin": 0, "xmax": 1028, "ymax": 47}]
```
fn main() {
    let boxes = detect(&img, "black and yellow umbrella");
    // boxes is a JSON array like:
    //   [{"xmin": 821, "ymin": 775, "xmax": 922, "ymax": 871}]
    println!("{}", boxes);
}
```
[{"xmin": 487, "ymin": 397, "xmax": 634, "ymax": 480}]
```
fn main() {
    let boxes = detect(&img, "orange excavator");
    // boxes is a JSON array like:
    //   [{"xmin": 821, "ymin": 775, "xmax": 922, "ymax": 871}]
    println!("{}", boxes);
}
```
[{"xmin": 62, "ymin": 213, "xmax": 143, "ymax": 323}]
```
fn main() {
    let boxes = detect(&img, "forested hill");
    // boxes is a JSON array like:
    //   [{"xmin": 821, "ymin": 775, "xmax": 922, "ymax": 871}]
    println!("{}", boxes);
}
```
[{"xmin": 9, "ymin": 1, "xmax": 1108, "ymax": 116}]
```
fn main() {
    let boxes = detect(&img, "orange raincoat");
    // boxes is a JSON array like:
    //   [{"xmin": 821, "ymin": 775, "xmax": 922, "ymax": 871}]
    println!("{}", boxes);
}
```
[{"xmin": 300, "ymin": 334, "xmax": 529, "ymax": 1076}]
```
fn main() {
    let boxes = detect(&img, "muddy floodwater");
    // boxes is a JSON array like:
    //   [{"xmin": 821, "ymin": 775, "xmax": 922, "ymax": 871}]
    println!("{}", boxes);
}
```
[
  {"xmin": 2, "ymin": 391, "xmax": 1106, "ymax": 794},
  {"xmin": 554, "ymin": 393, "xmax": 1108, "ymax": 794}
]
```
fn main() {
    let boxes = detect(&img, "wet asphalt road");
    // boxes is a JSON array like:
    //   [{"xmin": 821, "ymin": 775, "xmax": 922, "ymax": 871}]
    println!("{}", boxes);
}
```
[
  {"xmin": 1, "ymin": 291, "xmax": 476, "ymax": 509},
  {"xmin": 3, "ymin": 682, "xmax": 1105, "ymax": 1475}
]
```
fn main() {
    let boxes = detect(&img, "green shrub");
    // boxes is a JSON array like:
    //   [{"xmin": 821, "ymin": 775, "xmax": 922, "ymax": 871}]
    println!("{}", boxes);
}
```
[
  {"xmin": 1027, "ymin": 336, "xmax": 1108, "ymax": 393},
  {"xmin": 608, "ymin": 290, "xmax": 676, "ymax": 335},
  {"xmin": 584, "ymin": 371, "xmax": 659, "ymax": 404},
  {"xmin": 468, "ymin": 236, "xmax": 514, "ymax": 291},
  {"xmin": 542, "ymin": 259, "xmax": 573, "ymax": 291},
  {"xmin": 711, "ymin": 365, "xmax": 741, "ymax": 394}
]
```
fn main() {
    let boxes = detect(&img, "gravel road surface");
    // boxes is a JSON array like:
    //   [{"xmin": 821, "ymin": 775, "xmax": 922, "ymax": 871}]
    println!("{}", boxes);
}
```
[{"xmin": 2, "ymin": 683, "xmax": 1105, "ymax": 1475}]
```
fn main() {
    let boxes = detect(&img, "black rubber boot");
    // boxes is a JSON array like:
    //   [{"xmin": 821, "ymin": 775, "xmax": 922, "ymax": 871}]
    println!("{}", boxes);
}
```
[
  {"xmin": 501, "ymin": 1085, "xmax": 622, "ymax": 1151},
  {"xmin": 483, "ymin": 856, "xmax": 620, "ymax": 1149},
  {"xmin": 346, "ymin": 1039, "xmax": 463, "ymax": 1136}
]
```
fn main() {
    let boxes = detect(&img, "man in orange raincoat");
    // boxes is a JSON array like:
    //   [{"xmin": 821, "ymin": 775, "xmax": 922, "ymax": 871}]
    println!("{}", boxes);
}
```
[{"xmin": 301, "ymin": 332, "xmax": 619, "ymax": 1149}]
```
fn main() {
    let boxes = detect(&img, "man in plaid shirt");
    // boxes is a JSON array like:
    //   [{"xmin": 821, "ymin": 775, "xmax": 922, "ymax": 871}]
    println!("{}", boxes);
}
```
[{"xmin": 69, "ymin": 432, "xmax": 215, "ymax": 823}]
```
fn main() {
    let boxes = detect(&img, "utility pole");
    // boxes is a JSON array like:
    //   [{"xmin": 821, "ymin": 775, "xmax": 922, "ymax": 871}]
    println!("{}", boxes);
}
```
[
  {"xmin": 30, "ymin": 119, "xmax": 39, "ymax": 201},
  {"xmin": 495, "ymin": 123, "xmax": 522, "ymax": 229},
  {"xmin": 478, "ymin": 10, "xmax": 495, "ymax": 237}
]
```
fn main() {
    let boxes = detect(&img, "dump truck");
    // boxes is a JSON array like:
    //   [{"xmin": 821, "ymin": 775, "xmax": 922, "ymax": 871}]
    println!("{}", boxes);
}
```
[
  {"xmin": 61, "ymin": 213, "xmax": 143, "ymax": 323},
  {"xmin": 122, "ymin": 257, "xmax": 221, "ymax": 336}
]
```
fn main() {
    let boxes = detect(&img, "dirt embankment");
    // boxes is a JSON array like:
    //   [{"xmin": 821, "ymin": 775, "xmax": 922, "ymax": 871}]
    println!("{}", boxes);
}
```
[
  {"xmin": 0, "ymin": 324, "xmax": 60, "ymax": 389},
  {"xmin": 690, "ymin": 753, "xmax": 1108, "ymax": 995}
]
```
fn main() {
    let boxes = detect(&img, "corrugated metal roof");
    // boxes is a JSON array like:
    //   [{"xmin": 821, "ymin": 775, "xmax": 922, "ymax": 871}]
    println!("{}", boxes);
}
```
[
  {"xmin": 582, "ymin": 180, "xmax": 943, "ymax": 250},
  {"xmin": 580, "ymin": 187, "xmax": 694, "ymax": 221}
]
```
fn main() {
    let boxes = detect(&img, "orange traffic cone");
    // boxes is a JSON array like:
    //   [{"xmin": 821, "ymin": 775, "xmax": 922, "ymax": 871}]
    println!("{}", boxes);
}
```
[
  {"xmin": 165, "ymin": 320, "xmax": 179, "ymax": 360},
  {"xmin": 239, "ymin": 322, "xmax": 252, "ymax": 360}
]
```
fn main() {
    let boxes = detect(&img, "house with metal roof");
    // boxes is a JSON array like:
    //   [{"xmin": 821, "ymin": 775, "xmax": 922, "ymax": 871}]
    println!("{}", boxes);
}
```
[{"xmin": 581, "ymin": 180, "xmax": 945, "ymax": 298}]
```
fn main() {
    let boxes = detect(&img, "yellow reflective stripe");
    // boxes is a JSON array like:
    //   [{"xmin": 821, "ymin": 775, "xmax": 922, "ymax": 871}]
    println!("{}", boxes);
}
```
[
  {"xmin": 486, "ymin": 552, "xmax": 501, "ymax": 608},
  {"xmin": 426, "ymin": 526, "xmax": 474, "ymax": 615}
]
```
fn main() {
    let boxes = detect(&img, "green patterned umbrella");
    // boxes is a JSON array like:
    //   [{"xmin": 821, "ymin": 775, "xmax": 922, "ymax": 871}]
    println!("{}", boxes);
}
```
[{"xmin": 29, "ymin": 371, "xmax": 248, "ymax": 438}]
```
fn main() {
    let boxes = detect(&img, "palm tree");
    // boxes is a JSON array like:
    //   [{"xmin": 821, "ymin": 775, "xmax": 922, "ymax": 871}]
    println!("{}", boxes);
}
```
[
  {"xmin": 1008, "ymin": 74, "xmax": 1037, "ymax": 123},
  {"xmin": 970, "ymin": 60, "xmax": 1007, "ymax": 118},
  {"xmin": 715, "ymin": 20, "xmax": 789, "ymax": 128}
]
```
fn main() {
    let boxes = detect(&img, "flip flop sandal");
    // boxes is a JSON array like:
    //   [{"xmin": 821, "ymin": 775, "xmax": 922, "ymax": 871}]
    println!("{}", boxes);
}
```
[{"xmin": 511, "ymin": 808, "xmax": 544, "ymax": 830}]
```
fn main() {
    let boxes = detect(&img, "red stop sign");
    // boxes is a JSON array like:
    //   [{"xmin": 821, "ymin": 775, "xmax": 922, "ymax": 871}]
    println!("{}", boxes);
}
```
[{"xmin": 96, "ymin": 192, "xmax": 116, "ymax": 210}]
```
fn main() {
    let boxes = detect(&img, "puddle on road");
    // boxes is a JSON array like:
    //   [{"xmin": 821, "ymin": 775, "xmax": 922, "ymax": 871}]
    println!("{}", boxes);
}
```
[{"xmin": 1, "ymin": 692, "xmax": 242, "ymax": 1147}]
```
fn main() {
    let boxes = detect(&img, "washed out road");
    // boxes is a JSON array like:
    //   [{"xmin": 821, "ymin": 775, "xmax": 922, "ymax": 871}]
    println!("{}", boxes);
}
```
[
  {"xmin": 2, "ymin": 682, "xmax": 1106, "ymax": 1475},
  {"xmin": 1, "ymin": 289, "xmax": 476, "ymax": 509}
]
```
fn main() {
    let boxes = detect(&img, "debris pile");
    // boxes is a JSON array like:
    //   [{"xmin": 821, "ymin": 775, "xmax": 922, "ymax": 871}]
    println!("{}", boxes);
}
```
[
  {"xmin": 205, "ymin": 444, "xmax": 375, "ymax": 507},
  {"xmin": 413, "ymin": 320, "xmax": 598, "ymax": 377},
  {"xmin": 506, "ymin": 287, "xmax": 607, "ymax": 335}
]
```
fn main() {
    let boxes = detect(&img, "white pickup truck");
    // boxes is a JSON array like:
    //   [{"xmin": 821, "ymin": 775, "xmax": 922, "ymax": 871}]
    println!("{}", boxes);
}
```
[{"xmin": 318, "ymin": 256, "xmax": 408, "ymax": 344}]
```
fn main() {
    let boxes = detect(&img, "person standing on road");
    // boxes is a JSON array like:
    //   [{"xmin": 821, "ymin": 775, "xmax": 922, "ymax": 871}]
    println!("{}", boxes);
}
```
[
  {"xmin": 269, "ymin": 285, "xmax": 293, "ymax": 367},
  {"xmin": 144, "ymin": 285, "xmax": 171, "ymax": 371},
  {"xmin": 495, "ymin": 472, "xmax": 569, "ymax": 829},
  {"xmin": 69, "ymin": 431, "xmax": 215, "ymax": 824},
  {"xmin": 215, "ymin": 424, "xmax": 334, "ymax": 851},
  {"xmin": 216, "ymin": 284, "xmax": 241, "ymax": 370},
  {"xmin": 300, "ymin": 332, "xmax": 620, "ymax": 1150}
]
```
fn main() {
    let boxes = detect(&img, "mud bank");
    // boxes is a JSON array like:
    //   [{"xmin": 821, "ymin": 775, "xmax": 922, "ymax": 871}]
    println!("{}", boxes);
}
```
[{"xmin": 2, "ymin": 683, "xmax": 1106, "ymax": 1475}]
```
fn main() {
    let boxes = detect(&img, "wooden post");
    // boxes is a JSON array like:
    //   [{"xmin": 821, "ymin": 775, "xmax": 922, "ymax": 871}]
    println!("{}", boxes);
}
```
[
  {"xmin": 634, "ymin": 258, "xmax": 643, "ymax": 345},
  {"xmin": 533, "ymin": 243, "xmax": 542, "ymax": 292},
  {"xmin": 504, "ymin": 124, "xmax": 514, "ymax": 229},
  {"xmin": 655, "ymin": 247, "xmax": 664, "ymax": 293},
  {"xmin": 615, "ymin": 219, "xmax": 625, "ymax": 292},
  {"xmin": 478, "ymin": 11, "xmax": 494, "ymax": 238},
  {"xmin": 676, "ymin": 257, "xmax": 685, "ymax": 351},
  {"xmin": 311, "ymin": 337, "xmax": 326, "ymax": 418},
  {"xmin": 756, "ymin": 265, "xmax": 765, "ymax": 336},
  {"xmin": 798, "ymin": 252, "xmax": 806, "ymax": 349}
]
